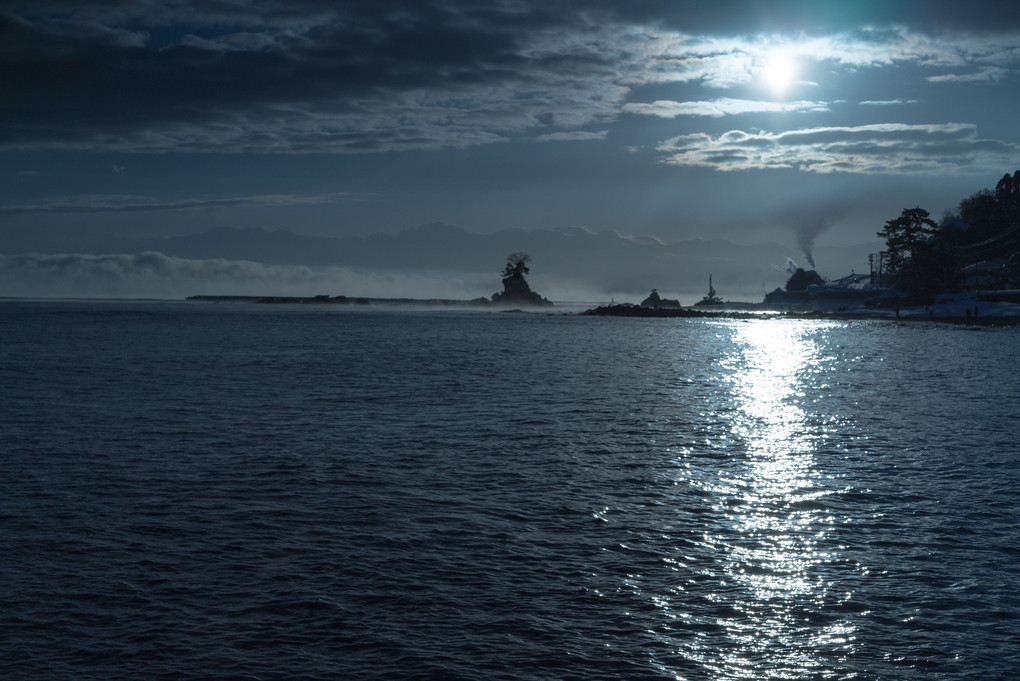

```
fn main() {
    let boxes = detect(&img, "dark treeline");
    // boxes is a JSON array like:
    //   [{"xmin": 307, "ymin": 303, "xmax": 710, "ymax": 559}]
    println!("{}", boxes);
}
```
[{"xmin": 878, "ymin": 170, "xmax": 1020, "ymax": 301}]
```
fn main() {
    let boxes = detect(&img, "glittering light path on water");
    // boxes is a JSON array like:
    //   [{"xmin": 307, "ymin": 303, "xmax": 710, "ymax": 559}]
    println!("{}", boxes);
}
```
[{"xmin": 659, "ymin": 320, "xmax": 860, "ymax": 679}]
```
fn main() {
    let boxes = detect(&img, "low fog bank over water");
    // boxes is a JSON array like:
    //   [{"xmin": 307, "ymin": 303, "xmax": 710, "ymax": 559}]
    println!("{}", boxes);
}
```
[
  {"xmin": 0, "ymin": 228, "xmax": 875, "ymax": 303},
  {"xmin": 0, "ymin": 253, "xmax": 502, "ymax": 302}
]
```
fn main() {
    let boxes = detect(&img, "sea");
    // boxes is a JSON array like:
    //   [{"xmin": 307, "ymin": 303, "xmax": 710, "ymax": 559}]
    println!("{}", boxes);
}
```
[{"xmin": 2, "ymin": 299, "xmax": 1019, "ymax": 681}]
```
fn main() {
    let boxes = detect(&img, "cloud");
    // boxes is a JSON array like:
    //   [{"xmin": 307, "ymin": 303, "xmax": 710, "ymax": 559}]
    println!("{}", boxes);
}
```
[
  {"xmin": 0, "ymin": 3, "xmax": 1018, "ymax": 154},
  {"xmin": 618, "ymin": 2, "xmax": 1020, "ymax": 34},
  {"xmin": 0, "ymin": 192, "xmax": 366, "ymax": 216},
  {"xmin": 535, "ymin": 130, "xmax": 609, "ymax": 142},
  {"xmin": 624, "ymin": 28, "xmax": 1020, "ymax": 90},
  {"xmin": 859, "ymin": 99, "xmax": 919, "ymax": 106},
  {"xmin": 926, "ymin": 67, "xmax": 1011, "ymax": 83},
  {"xmin": 656, "ymin": 123, "xmax": 1020, "ymax": 174},
  {"xmin": 178, "ymin": 31, "xmax": 283, "ymax": 53},
  {"xmin": 623, "ymin": 98, "xmax": 829, "ymax": 117},
  {"xmin": 0, "ymin": 3, "xmax": 631, "ymax": 153}
]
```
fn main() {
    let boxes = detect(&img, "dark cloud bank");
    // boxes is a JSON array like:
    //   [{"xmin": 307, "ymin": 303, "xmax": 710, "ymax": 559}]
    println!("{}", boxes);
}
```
[
  {"xmin": 4, "ymin": 0, "xmax": 1019, "ymax": 154},
  {"xmin": 0, "ymin": 1, "xmax": 630, "ymax": 153}
]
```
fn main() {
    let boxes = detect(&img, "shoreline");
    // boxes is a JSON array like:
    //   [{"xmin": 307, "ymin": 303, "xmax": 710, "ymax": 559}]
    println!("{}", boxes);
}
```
[
  {"xmin": 581, "ymin": 303, "xmax": 1020, "ymax": 326},
  {"xmin": 184, "ymin": 295, "xmax": 1020, "ymax": 325}
]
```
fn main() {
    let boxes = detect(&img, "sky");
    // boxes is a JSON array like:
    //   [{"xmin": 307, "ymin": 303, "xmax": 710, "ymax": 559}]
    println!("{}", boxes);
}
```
[{"xmin": 2, "ymin": 0, "xmax": 1020, "ymax": 301}]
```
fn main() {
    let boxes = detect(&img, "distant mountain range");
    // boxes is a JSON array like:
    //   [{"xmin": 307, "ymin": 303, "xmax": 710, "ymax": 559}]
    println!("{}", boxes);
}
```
[{"xmin": 2, "ymin": 223, "xmax": 879, "ymax": 302}]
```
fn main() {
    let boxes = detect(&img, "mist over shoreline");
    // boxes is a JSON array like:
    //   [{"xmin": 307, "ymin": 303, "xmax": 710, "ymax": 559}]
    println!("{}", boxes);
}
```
[
  {"xmin": 0, "ymin": 252, "xmax": 505, "ymax": 302},
  {"xmin": 0, "ymin": 224, "xmax": 877, "ymax": 304}
]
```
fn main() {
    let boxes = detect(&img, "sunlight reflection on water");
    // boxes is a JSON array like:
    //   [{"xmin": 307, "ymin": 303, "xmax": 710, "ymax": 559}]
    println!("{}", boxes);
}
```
[{"xmin": 668, "ymin": 320, "xmax": 856, "ymax": 680}]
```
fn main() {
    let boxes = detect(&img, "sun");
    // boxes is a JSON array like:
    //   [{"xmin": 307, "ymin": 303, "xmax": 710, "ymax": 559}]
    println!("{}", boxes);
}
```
[{"xmin": 762, "ymin": 54, "xmax": 797, "ymax": 94}]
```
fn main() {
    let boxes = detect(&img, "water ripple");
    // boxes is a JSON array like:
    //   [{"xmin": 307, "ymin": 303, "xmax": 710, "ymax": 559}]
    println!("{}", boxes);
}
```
[{"xmin": 2, "ymin": 303, "xmax": 1019, "ymax": 680}]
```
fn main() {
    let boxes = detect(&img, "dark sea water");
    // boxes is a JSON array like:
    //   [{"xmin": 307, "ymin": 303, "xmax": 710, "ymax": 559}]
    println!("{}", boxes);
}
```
[{"xmin": 2, "ymin": 300, "xmax": 1019, "ymax": 680}]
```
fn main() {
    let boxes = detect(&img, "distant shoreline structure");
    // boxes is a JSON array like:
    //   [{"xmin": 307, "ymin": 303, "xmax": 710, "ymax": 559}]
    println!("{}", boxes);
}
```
[
  {"xmin": 183, "ymin": 251, "xmax": 1020, "ymax": 322},
  {"xmin": 578, "ymin": 303, "xmax": 1020, "ymax": 326}
]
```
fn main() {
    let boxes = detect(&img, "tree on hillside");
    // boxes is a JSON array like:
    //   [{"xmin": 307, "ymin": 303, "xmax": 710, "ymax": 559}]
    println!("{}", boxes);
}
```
[
  {"xmin": 994, "ymin": 171, "xmax": 1020, "ymax": 226},
  {"xmin": 952, "ymin": 170, "xmax": 1020, "ymax": 242},
  {"xmin": 878, "ymin": 207, "xmax": 957, "ymax": 299},
  {"xmin": 502, "ymin": 252, "xmax": 531, "ymax": 278},
  {"xmin": 932, "ymin": 170, "xmax": 1020, "ymax": 290},
  {"xmin": 956, "ymin": 189, "xmax": 998, "ymax": 239},
  {"xmin": 878, "ymin": 207, "xmax": 938, "ymax": 274}
]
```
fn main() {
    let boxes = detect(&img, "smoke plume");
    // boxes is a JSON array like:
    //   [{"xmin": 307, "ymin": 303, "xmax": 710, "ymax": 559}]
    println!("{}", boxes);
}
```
[{"xmin": 775, "ymin": 200, "xmax": 854, "ymax": 273}]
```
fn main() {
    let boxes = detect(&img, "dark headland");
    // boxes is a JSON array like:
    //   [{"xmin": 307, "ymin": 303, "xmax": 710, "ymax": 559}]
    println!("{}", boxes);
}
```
[
  {"xmin": 589, "ymin": 171, "xmax": 1020, "ymax": 325},
  {"xmin": 584, "ymin": 269, "xmax": 1020, "ymax": 325}
]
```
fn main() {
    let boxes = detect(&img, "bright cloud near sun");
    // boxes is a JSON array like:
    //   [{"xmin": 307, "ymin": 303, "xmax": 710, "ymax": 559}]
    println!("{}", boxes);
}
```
[
  {"xmin": 656, "ymin": 123, "xmax": 1020, "ymax": 175},
  {"xmin": 623, "ymin": 98, "xmax": 829, "ymax": 118}
]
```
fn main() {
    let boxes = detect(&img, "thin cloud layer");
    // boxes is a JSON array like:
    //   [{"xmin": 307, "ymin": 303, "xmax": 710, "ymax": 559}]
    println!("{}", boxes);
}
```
[
  {"xmin": 623, "ymin": 98, "xmax": 830, "ymax": 118},
  {"xmin": 859, "ymin": 100, "xmax": 919, "ymax": 107},
  {"xmin": 0, "ymin": 192, "xmax": 364, "ymax": 216},
  {"xmin": 657, "ymin": 123, "xmax": 1020, "ymax": 174},
  {"xmin": 927, "ymin": 68, "xmax": 1011, "ymax": 83},
  {"xmin": 536, "ymin": 130, "xmax": 609, "ymax": 142}
]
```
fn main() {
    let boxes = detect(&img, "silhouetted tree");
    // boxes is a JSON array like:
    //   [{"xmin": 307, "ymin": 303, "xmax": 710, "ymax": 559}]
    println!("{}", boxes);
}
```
[
  {"xmin": 502, "ymin": 252, "xmax": 531, "ymax": 278},
  {"xmin": 995, "ymin": 171, "xmax": 1020, "ymax": 207},
  {"xmin": 995, "ymin": 171, "xmax": 1020, "ymax": 228},
  {"xmin": 953, "ymin": 171, "xmax": 1020, "ymax": 244},
  {"xmin": 932, "ymin": 170, "xmax": 1020, "ymax": 289},
  {"xmin": 878, "ymin": 207, "xmax": 962, "ymax": 299},
  {"xmin": 492, "ymin": 252, "xmax": 552, "ymax": 305},
  {"xmin": 878, "ymin": 207, "xmax": 938, "ymax": 274},
  {"xmin": 956, "ymin": 189, "xmax": 998, "ymax": 240}
]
